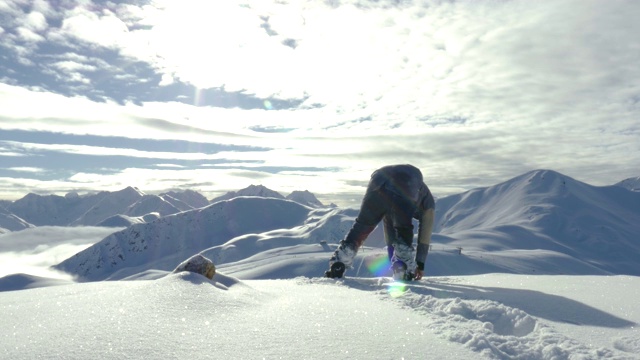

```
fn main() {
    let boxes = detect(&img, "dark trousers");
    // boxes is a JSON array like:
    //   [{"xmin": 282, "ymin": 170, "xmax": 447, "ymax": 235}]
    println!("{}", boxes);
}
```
[{"xmin": 343, "ymin": 184, "xmax": 415, "ymax": 253}]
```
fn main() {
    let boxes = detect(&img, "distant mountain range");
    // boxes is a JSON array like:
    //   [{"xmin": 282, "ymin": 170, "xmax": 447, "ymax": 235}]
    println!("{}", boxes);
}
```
[
  {"xmin": 45, "ymin": 169, "xmax": 640, "ymax": 281},
  {"xmin": 0, "ymin": 185, "xmax": 325, "ymax": 233},
  {"xmin": 211, "ymin": 184, "xmax": 328, "ymax": 208}
]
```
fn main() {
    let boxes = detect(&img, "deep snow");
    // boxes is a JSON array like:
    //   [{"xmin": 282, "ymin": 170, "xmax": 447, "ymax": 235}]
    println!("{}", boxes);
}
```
[{"xmin": 1, "ymin": 271, "xmax": 638, "ymax": 359}]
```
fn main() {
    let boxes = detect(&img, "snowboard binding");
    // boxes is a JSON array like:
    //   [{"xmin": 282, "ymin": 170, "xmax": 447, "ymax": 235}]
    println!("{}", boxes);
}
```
[
  {"xmin": 325, "ymin": 261, "xmax": 346, "ymax": 279},
  {"xmin": 392, "ymin": 261, "xmax": 415, "ymax": 281}
]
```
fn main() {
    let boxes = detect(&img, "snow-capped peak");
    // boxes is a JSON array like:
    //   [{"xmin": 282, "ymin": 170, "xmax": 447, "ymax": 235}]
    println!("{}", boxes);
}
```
[
  {"xmin": 210, "ymin": 184, "xmax": 285, "ymax": 203},
  {"xmin": 286, "ymin": 190, "xmax": 324, "ymax": 208},
  {"xmin": 615, "ymin": 176, "xmax": 640, "ymax": 192}
]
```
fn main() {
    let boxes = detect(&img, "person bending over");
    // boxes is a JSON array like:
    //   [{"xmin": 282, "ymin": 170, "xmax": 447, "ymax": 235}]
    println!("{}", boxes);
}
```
[{"xmin": 325, "ymin": 164, "xmax": 435, "ymax": 281}]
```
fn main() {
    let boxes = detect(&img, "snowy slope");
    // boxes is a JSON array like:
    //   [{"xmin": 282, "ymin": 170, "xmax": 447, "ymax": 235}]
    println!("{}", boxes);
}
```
[
  {"xmin": 54, "ymin": 197, "xmax": 313, "ymax": 281},
  {"xmin": 434, "ymin": 170, "xmax": 640, "ymax": 275},
  {"xmin": 0, "ymin": 207, "xmax": 33, "ymax": 232},
  {"xmin": 96, "ymin": 214, "xmax": 147, "ymax": 227},
  {"xmin": 122, "ymin": 194, "xmax": 182, "ymax": 217},
  {"xmin": 199, "ymin": 207, "xmax": 358, "ymax": 267},
  {"xmin": 0, "ymin": 271, "xmax": 638, "ymax": 359}
]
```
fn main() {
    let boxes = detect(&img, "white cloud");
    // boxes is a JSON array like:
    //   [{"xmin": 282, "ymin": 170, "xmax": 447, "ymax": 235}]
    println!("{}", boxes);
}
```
[
  {"xmin": 154, "ymin": 164, "xmax": 185, "ymax": 169},
  {"xmin": 51, "ymin": 60, "xmax": 98, "ymax": 72},
  {"xmin": 15, "ymin": 26, "xmax": 45, "ymax": 42},
  {"xmin": 24, "ymin": 11, "xmax": 48, "ymax": 32},
  {"xmin": 1, "ymin": 140, "xmax": 233, "ymax": 161},
  {"xmin": 6, "ymin": 167, "xmax": 46, "ymax": 173},
  {"xmin": 0, "ymin": 1, "xmax": 21, "ymax": 18},
  {"xmin": 0, "ymin": 0, "xmax": 639, "ymax": 206},
  {"xmin": 0, "ymin": 226, "xmax": 118, "ymax": 279},
  {"xmin": 31, "ymin": 0, "xmax": 55, "ymax": 18},
  {"xmin": 56, "ymin": 8, "xmax": 129, "ymax": 48},
  {"xmin": 0, "ymin": 146, "xmax": 24, "ymax": 157}
]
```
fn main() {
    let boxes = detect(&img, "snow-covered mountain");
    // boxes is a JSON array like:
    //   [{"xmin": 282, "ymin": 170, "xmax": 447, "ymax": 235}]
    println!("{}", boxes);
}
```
[
  {"xmin": 0, "ymin": 207, "xmax": 34, "ymax": 232},
  {"xmin": 54, "ymin": 197, "xmax": 316, "ymax": 281},
  {"xmin": 163, "ymin": 189, "xmax": 210, "ymax": 208},
  {"xmin": 210, "ymin": 184, "xmax": 285, "ymax": 203},
  {"xmin": 1, "ymin": 185, "xmax": 326, "ymax": 232},
  {"xmin": 96, "ymin": 214, "xmax": 147, "ymax": 228},
  {"xmin": 433, "ymin": 170, "xmax": 640, "ymax": 275},
  {"xmin": 615, "ymin": 176, "xmax": 640, "ymax": 192},
  {"xmin": 286, "ymin": 190, "xmax": 325, "ymax": 207},
  {"xmin": 4, "ymin": 187, "xmax": 208, "ymax": 228},
  {"xmin": 69, "ymin": 186, "xmax": 146, "ymax": 226},
  {"xmin": 210, "ymin": 184, "xmax": 325, "ymax": 207},
  {"xmin": 52, "ymin": 169, "xmax": 640, "ymax": 282}
]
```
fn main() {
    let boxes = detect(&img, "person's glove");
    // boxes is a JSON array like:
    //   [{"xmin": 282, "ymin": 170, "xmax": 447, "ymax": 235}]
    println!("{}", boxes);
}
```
[{"xmin": 414, "ymin": 268, "xmax": 424, "ymax": 280}]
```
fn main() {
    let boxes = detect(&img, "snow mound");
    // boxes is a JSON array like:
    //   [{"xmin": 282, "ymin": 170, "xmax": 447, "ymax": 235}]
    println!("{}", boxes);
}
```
[
  {"xmin": 612, "ymin": 336, "xmax": 640, "ymax": 354},
  {"xmin": 158, "ymin": 271, "xmax": 246, "ymax": 291},
  {"xmin": 0, "ymin": 273, "xmax": 73, "ymax": 292}
]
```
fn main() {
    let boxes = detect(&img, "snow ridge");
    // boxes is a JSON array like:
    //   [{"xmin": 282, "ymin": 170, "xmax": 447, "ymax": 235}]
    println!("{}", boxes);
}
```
[
  {"xmin": 4, "ymin": 188, "xmax": 208, "ymax": 227},
  {"xmin": 210, "ymin": 184, "xmax": 285, "ymax": 203},
  {"xmin": 286, "ymin": 190, "xmax": 325, "ymax": 207},
  {"xmin": 54, "ymin": 197, "xmax": 313, "ymax": 281},
  {"xmin": 615, "ymin": 176, "xmax": 640, "ymax": 192}
]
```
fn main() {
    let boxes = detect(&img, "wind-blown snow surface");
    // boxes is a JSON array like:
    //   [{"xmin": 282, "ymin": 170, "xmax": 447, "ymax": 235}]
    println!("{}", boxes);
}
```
[{"xmin": 1, "ymin": 271, "xmax": 638, "ymax": 359}]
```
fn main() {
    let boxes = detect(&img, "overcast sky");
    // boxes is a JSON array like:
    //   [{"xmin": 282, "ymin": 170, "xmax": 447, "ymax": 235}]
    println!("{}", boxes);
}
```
[{"xmin": 1, "ymin": 0, "xmax": 639, "ymax": 207}]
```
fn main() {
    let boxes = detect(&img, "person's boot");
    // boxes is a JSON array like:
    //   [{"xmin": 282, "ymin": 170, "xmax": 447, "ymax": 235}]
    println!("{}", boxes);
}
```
[
  {"xmin": 391, "ymin": 260, "xmax": 415, "ymax": 281},
  {"xmin": 324, "ymin": 261, "xmax": 346, "ymax": 278}
]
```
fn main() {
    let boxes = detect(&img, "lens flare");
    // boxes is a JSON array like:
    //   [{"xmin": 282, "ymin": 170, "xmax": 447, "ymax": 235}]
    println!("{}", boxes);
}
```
[
  {"xmin": 386, "ymin": 282, "xmax": 407, "ymax": 297},
  {"xmin": 365, "ymin": 254, "xmax": 408, "ymax": 296},
  {"xmin": 365, "ymin": 255, "xmax": 391, "ymax": 277},
  {"xmin": 263, "ymin": 100, "xmax": 273, "ymax": 110}
]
